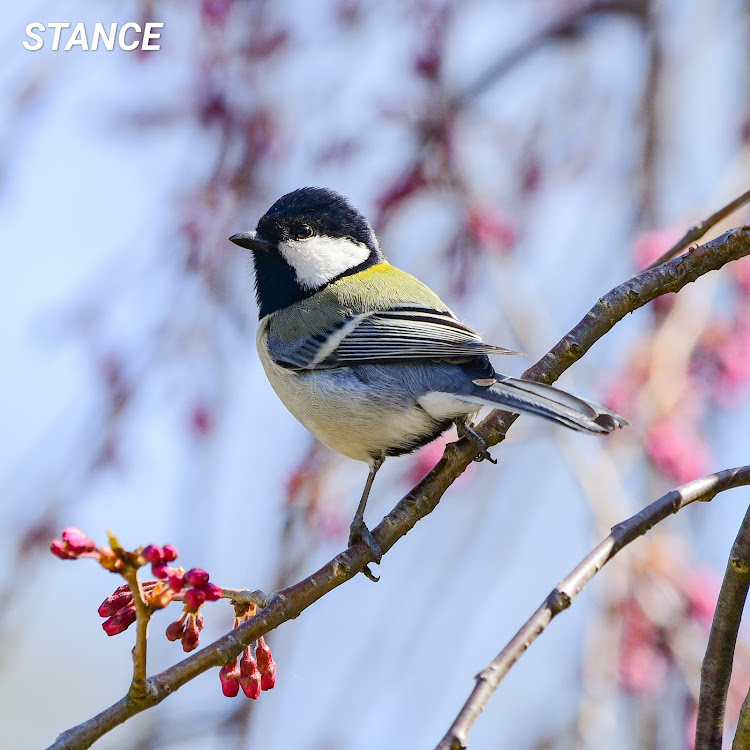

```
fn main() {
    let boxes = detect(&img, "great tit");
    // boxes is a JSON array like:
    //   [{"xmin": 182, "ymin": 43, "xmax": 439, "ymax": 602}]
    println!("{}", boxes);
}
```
[{"xmin": 230, "ymin": 187, "xmax": 627, "ymax": 579}]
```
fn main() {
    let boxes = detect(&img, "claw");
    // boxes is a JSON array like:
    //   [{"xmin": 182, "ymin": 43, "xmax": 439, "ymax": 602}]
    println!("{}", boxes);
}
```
[
  {"xmin": 456, "ymin": 421, "xmax": 497, "ymax": 464},
  {"xmin": 348, "ymin": 517, "xmax": 381, "ymax": 582},
  {"xmin": 348, "ymin": 518, "xmax": 382, "ymax": 564}
]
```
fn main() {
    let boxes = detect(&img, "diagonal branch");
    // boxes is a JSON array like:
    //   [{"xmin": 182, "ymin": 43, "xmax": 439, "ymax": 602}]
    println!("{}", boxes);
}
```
[
  {"xmin": 695, "ymin": 504, "xmax": 750, "ymax": 749},
  {"xmin": 644, "ymin": 188, "xmax": 750, "ymax": 271},
  {"xmin": 436, "ymin": 468, "xmax": 750, "ymax": 750},
  {"xmin": 48, "ymin": 226, "xmax": 750, "ymax": 750},
  {"xmin": 451, "ymin": 0, "xmax": 648, "ymax": 110}
]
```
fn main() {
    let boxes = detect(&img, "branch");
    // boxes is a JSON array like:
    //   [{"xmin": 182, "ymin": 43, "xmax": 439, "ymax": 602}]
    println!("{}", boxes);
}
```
[
  {"xmin": 121, "ymin": 567, "xmax": 154, "ymax": 701},
  {"xmin": 695, "ymin": 505, "xmax": 750, "ymax": 749},
  {"xmin": 49, "ymin": 226, "xmax": 750, "ymax": 750},
  {"xmin": 644, "ymin": 188, "xmax": 750, "ymax": 271},
  {"xmin": 436, "ymin": 467, "xmax": 750, "ymax": 750},
  {"xmin": 733, "ymin": 685, "xmax": 750, "ymax": 749},
  {"xmin": 452, "ymin": 0, "xmax": 648, "ymax": 109}
]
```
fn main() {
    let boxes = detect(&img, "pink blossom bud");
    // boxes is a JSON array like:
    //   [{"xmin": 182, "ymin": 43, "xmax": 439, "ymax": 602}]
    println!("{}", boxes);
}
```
[
  {"xmin": 184, "ymin": 588, "xmax": 207, "ymax": 609},
  {"xmin": 165, "ymin": 614, "xmax": 187, "ymax": 642},
  {"xmin": 50, "ymin": 539, "xmax": 76, "ymax": 559},
  {"xmin": 195, "ymin": 612, "xmax": 205, "ymax": 631},
  {"xmin": 240, "ymin": 649, "xmax": 256, "ymax": 678},
  {"xmin": 260, "ymin": 663, "xmax": 276, "ymax": 691},
  {"xmin": 61, "ymin": 527, "xmax": 96, "ymax": 554},
  {"xmin": 185, "ymin": 568, "xmax": 210, "ymax": 587},
  {"xmin": 102, "ymin": 606, "xmax": 137, "ymax": 636},
  {"xmin": 98, "ymin": 590, "xmax": 134, "ymax": 617},
  {"xmin": 219, "ymin": 664, "xmax": 240, "ymax": 697},
  {"xmin": 256, "ymin": 637, "xmax": 273, "ymax": 673},
  {"xmin": 151, "ymin": 562, "xmax": 170, "ymax": 579},
  {"xmin": 162, "ymin": 544, "xmax": 179, "ymax": 562},
  {"xmin": 168, "ymin": 572, "xmax": 185, "ymax": 593},
  {"xmin": 239, "ymin": 653, "xmax": 261, "ymax": 700},
  {"xmin": 181, "ymin": 616, "xmax": 201, "ymax": 652},
  {"xmin": 202, "ymin": 582, "xmax": 222, "ymax": 601},
  {"xmin": 142, "ymin": 544, "xmax": 165, "ymax": 563}
]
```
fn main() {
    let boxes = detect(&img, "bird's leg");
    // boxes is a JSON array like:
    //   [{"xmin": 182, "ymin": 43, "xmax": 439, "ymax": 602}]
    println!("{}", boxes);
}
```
[
  {"xmin": 456, "ymin": 419, "xmax": 497, "ymax": 464},
  {"xmin": 348, "ymin": 455, "xmax": 384, "ymax": 582}
]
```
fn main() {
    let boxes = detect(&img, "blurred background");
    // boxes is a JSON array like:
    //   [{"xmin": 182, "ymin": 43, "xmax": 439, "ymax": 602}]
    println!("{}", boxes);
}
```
[{"xmin": 2, "ymin": 1, "xmax": 750, "ymax": 748}]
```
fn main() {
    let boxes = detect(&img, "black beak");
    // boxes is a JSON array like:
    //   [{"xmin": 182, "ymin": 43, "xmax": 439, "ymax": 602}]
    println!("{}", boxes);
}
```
[{"xmin": 229, "ymin": 231, "xmax": 273, "ymax": 252}]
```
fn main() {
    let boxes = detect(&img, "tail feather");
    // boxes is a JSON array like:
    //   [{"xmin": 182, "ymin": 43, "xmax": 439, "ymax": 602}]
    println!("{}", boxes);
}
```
[{"xmin": 465, "ymin": 376, "xmax": 628, "ymax": 434}]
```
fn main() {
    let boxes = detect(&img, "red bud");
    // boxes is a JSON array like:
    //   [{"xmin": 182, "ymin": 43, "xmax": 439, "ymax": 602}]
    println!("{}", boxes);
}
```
[
  {"xmin": 151, "ymin": 562, "xmax": 170, "ymax": 579},
  {"xmin": 181, "ymin": 614, "xmax": 201, "ymax": 652},
  {"xmin": 61, "ymin": 527, "xmax": 96, "ymax": 554},
  {"xmin": 165, "ymin": 614, "xmax": 187, "ymax": 642},
  {"xmin": 98, "ymin": 590, "xmax": 134, "ymax": 617},
  {"xmin": 260, "ymin": 663, "xmax": 276, "ymax": 691},
  {"xmin": 142, "ymin": 545, "xmax": 165, "ymax": 563},
  {"xmin": 102, "ymin": 606, "xmax": 137, "ymax": 636},
  {"xmin": 219, "ymin": 664, "xmax": 240, "ymax": 697},
  {"xmin": 167, "ymin": 571, "xmax": 185, "ymax": 592},
  {"xmin": 256, "ymin": 637, "xmax": 273, "ymax": 673},
  {"xmin": 50, "ymin": 539, "xmax": 76, "ymax": 559},
  {"xmin": 185, "ymin": 568, "xmax": 210, "ymax": 587},
  {"xmin": 202, "ymin": 583, "xmax": 222, "ymax": 601},
  {"xmin": 162, "ymin": 544, "xmax": 179, "ymax": 562},
  {"xmin": 184, "ymin": 588, "xmax": 206, "ymax": 609},
  {"xmin": 239, "ymin": 653, "xmax": 261, "ymax": 700}
]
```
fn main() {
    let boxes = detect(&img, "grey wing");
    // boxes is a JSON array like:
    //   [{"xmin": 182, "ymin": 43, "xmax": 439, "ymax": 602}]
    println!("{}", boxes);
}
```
[{"xmin": 269, "ymin": 306, "xmax": 522, "ymax": 370}]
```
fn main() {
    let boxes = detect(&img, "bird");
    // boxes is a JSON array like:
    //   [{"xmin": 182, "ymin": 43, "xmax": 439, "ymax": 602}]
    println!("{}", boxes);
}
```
[{"xmin": 230, "ymin": 187, "xmax": 627, "ymax": 580}]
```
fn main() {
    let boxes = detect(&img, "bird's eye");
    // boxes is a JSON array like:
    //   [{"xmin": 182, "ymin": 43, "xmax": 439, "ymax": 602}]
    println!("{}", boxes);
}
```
[{"xmin": 294, "ymin": 224, "xmax": 313, "ymax": 239}]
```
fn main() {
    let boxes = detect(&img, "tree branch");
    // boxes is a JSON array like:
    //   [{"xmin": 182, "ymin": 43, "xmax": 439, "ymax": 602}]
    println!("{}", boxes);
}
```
[
  {"xmin": 733, "ymin": 684, "xmax": 750, "ymax": 749},
  {"xmin": 48, "ymin": 226, "xmax": 750, "ymax": 750},
  {"xmin": 695, "ymin": 505, "xmax": 750, "ymax": 749},
  {"xmin": 436, "ymin": 468, "xmax": 750, "ymax": 750},
  {"xmin": 644, "ymin": 188, "xmax": 750, "ymax": 271},
  {"xmin": 452, "ymin": 0, "xmax": 648, "ymax": 109},
  {"xmin": 121, "ymin": 567, "xmax": 154, "ymax": 702}
]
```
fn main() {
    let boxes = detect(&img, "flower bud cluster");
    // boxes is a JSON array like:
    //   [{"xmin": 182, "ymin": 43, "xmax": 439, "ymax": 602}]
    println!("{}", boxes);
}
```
[
  {"xmin": 218, "ymin": 604, "xmax": 277, "ymax": 699},
  {"xmin": 219, "ymin": 637, "xmax": 277, "ymax": 699}
]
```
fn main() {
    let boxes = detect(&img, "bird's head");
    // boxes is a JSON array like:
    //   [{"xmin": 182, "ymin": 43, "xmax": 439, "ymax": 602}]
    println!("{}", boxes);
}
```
[{"xmin": 230, "ymin": 187, "xmax": 384, "ymax": 317}]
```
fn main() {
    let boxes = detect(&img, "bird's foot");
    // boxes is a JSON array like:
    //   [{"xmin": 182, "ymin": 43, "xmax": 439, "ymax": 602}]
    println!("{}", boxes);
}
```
[
  {"xmin": 457, "ymin": 422, "xmax": 497, "ymax": 464},
  {"xmin": 349, "ymin": 517, "xmax": 381, "ymax": 582}
]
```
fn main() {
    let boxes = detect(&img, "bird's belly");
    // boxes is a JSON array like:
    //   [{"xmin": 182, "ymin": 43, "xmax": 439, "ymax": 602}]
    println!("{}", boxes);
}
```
[{"xmin": 257, "ymin": 328, "xmax": 464, "ymax": 462}]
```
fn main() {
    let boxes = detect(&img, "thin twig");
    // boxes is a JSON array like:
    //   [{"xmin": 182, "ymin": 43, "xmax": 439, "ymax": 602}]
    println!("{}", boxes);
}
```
[
  {"xmin": 436, "ymin": 468, "xmax": 750, "ymax": 750},
  {"xmin": 643, "ymin": 188, "xmax": 750, "ymax": 271},
  {"xmin": 48, "ymin": 226, "xmax": 750, "ymax": 750},
  {"xmin": 451, "ymin": 0, "xmax": 648, "ymax": 109},
  {"xmin": 120, "ymin": 567, "xmax": 155, "ymax": 702},
  {"xmin": 695, "ymin": 505, "xmax": 750, "ymax": 749}
]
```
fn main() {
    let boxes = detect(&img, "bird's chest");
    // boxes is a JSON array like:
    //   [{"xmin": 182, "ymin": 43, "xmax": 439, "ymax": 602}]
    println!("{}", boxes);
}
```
[{"xmin": 256, "ymin": 320, "xmax": 448, "ymax": 462}]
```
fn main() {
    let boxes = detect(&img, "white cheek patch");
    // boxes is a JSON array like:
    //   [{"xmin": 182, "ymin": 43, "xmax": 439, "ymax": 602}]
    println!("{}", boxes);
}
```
[{"xmin": 278, "ymin": 236, "xmax": 370, "ymax": 289}]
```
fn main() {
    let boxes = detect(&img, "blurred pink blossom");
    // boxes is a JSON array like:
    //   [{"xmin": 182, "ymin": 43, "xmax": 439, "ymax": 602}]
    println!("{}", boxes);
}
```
[{"xmin": 645, "ymin": 419, "xmax": 712, "ymax": 484}]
